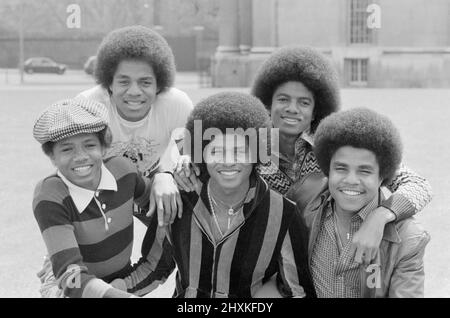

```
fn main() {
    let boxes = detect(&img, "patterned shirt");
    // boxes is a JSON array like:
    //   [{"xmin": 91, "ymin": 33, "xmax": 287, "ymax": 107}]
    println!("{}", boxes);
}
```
[
  {"xmin": 257, "ymin": 130, "xmax": 320, "ymax": 195},
  {"xmin": 310, "ymin": 194, "xmax": 379, "ymax": 298},
  {"xmin": 257, "ymin": 130, "xmax": 432, "ymax": 221}
]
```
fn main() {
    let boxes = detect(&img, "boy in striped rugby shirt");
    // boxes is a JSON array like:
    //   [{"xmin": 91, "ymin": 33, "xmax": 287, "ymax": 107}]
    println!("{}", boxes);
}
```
[{"xmin": 32, "ymin": 98, "xmax": 152, "ymax": 298}]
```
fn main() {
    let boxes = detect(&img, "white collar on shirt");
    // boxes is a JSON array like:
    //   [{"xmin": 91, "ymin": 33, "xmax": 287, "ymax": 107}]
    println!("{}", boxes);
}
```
[
  {"xmin": 300, "ymin": 129, "xmax": 314, "ymax": 146},
  {"xmin": 57, "ymin": 163, "xmax": 117, "ymax": 213}
]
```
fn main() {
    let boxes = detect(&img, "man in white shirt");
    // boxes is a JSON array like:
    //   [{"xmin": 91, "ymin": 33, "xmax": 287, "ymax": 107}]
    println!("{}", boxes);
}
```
[{"xmin": 77, "ymin": 25, "xmax": 193, "ymax": 226}]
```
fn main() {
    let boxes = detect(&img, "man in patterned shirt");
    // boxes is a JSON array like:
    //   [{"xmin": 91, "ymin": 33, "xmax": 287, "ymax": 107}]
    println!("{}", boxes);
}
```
[{"xmin": 297, "ymin": 108, "xmax": 430, "ymax": 297}]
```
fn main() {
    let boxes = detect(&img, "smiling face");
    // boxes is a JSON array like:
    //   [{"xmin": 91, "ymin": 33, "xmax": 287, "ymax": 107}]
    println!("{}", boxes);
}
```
[
  {"xmin": 329, "ymin": 146, "xmax": 383, "ymax": 215},
  {"xmin": 109, "ymin": 59, "xmax": 158, "ymax": 122},
  {"xmin": 50, "ymin": 133, "xmax": 105, "ymax": 191},
  {"xmin": 270, "ymin": 81, "xmax": 315, "ymax": 137},
  {"xmin": 204, "ymin": 133, "xmax": 254, "ymax": 193}
]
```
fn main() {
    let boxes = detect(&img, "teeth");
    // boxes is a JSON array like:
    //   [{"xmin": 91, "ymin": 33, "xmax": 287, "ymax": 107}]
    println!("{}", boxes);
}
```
[
  {"xmin": 342, "ymin": 190, "xmax": 362, "ymax": 196},
  {"xmin": 283, "ymin": 118, "xmax": 300, "ymax": 124},
  {"xmin": 73, "ymin": 166, "xmax": 92, "ymax": 175},
  {"xmin": 126, "ymin": 101, "xmax": 143, "ymax": 106},
  {"xmin": 219, "ymin": 171, "xmax": 239, "ymax": 176},
  {"xmin": 74, "ymin": 166, "xmax": 90, "ymax": 172}
]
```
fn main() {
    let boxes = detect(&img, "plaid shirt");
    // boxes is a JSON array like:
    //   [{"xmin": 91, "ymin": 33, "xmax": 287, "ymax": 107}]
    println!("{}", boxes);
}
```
[{"xmin": 310, "ymin": 194, "xmax": 379, "ymax": 298}]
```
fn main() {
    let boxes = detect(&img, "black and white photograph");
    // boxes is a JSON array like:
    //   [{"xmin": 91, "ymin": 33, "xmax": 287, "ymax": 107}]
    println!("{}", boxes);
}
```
[{"xmin": 0, "ymin": 0, "xmax": 448, "ymax": 302}]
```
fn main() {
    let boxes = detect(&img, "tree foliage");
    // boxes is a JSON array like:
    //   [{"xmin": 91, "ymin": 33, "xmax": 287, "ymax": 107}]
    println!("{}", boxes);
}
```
[{"xmin": 0, "ymin": 0, "xmax": 219, "ymax": 38}]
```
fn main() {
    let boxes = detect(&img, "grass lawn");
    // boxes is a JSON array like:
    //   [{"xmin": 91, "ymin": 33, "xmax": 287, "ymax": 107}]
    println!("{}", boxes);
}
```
[{"xmin": 0, "ymin": 72, "xmax": 448, "ymax": 297}]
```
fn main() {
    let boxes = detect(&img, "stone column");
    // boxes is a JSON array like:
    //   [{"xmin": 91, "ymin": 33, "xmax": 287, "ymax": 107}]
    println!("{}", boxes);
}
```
[
  {"xmin": 217, "ymin": 0, "xmax": 240, "ymax": 53},
  {"xmin": 242, "ymin": 0, "xmax": 278, "ymax": 86},
  {"xmin": 251, "ymin": 0, "xmax": 277, "ymax": 54},
  {"xmin": 239, "ymin": 0, "xmax": 253, "ymax": 54}
]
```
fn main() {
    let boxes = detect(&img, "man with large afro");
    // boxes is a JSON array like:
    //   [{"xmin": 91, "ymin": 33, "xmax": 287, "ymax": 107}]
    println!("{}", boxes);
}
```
[
  {"xmin": 314, "ymin": 108, "xmax": 402, "ymax": 184},
  {"xmin": 76, "ymin": 25, "xmax": 194, "ymax": 226},
  {"xmin": 115, "ymin": 91, "xmax": 316, "ymax": 298},
  {"xmin": 252, "ymin": 46, "xmax": 340, "ymax": 134},
  {"xmin": 249, "ymin": 45, "xmax": 430, "ymax": 262},
  {"xmin": 184, "ymin": 91, "xmax": 271, "ymax": 183},
  {"xmin": 296, "ymin": 108, "xmax": 430, "ymax": 298},
  {"xmin": 94, "ymin": 25, "xmax": 175, "ymax": 95}
]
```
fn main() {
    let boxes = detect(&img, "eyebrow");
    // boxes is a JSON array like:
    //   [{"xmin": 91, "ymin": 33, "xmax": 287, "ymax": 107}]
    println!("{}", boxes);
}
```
[
  {"xmin": 332, "ymin": 161, "xmax": 375, "ymax": 169},
  {"xmin": 275, "ymin": 93, "xmax": 312, "ymax": 101},
  {"xmin": 358, "ymin": 165, "xmax": 375, "ymax": 170},
  {"xmin": 115, "ymin": 74, "xmax": 154, "ymax": 80},
  {"xmin": 83, "ymin": 138, "xmax": 98, "ymax": 143},
  {"xmin": 57, "ymin": 141, "xmax": 74, "ymax": 148}
]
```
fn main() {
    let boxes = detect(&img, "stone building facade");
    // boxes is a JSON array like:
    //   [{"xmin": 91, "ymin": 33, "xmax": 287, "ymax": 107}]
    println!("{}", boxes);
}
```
[{"xmin": 212, "ymin": 0, "xmax": 450, "ymax": 87}]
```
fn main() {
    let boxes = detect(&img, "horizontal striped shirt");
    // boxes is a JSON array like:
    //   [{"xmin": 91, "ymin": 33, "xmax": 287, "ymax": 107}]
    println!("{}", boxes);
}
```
[
  {"xmin": 33, "ymin": 157, "xmax": 150, "ymax": 298},
  {"xmin": 124, "ymin": 174, "xmax": 316, "ymax": 298}
]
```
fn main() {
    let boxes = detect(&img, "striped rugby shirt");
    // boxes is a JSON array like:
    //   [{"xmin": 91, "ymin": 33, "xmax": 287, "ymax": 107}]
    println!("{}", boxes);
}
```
[
  {"xmin": 33, "ymin": 157, "xmax": 151, "ymax": 298},
  {"xmin": 124, "ymin": 174, "xmax": 316, "ymax": 298}
]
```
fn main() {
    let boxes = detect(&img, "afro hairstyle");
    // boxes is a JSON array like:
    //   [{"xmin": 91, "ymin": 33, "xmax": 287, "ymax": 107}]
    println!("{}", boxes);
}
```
[
  {"xmin": 94, "ymin": 25, "xmax": 175, "ymax": 94},
  {"xmin": 313, "ymin": 108, "xmax": 403, "ymax": 184},
  {"xmin": 184, "ymin": 92, "xmax": 271, "ymax": 183},
  {"xmin": 251, "ymin": 46, "xmax": 340, "ymax": 133}
]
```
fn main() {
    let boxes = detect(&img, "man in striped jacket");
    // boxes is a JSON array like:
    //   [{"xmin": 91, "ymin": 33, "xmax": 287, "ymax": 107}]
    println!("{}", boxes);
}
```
[{"xmin": 112, "ymin": 92, "xmax": 316, "ymax": 298}]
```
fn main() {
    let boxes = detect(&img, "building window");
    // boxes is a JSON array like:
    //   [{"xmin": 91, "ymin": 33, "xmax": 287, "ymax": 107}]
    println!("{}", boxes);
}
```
[
  {"xmin": 345, "ymin": 59, "xmax": 369, "ymax": 86},
  {"xmin": 349, "ymin": 0, "xmax": 373, "ymax": 44}
]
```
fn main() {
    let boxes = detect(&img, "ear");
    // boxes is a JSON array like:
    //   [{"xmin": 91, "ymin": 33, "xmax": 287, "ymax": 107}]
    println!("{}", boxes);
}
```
[
  {"xmin": 49, "ymin": 153, "xmax": 57, "ymax": 167},
  {"xmin": 101, "ymin": 145, "xmax": 107, "ymax": 157},
  {"xmin": 378, "ymin": 177, "xmax": 384, "ymax": 188}
]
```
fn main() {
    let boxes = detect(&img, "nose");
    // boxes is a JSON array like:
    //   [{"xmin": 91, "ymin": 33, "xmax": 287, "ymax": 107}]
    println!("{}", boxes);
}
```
[
  {"xmin": 73, "ymin": 146, "xmax": 89, "ymax": 162},
  {"xmin": 285, "ymin": 100, "xmax": 299, "ymax": 114},
  {"xmin": 342, "ymin": 170, "xmax": 359, "ymax": 185},
  {"xmin": 126, "ymin": 81, "xmax": 142, "ymax": 96}
]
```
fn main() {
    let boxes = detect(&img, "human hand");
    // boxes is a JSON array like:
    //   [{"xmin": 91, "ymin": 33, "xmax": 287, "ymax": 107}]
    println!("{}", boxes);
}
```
[
  {"xmin": 110, "ymin": 278, "xmax": 127, "ymax": 291},
  {"xmin": 349, "ymin": 206, "xmax": 395, "ymax": 265},
  {"xmin": 173, "ymin": 155, "xmax": 201, "ymax": 192},
  {"xmin": 147, "ymin": 172, "xmax": 183, "ymax": 226}
]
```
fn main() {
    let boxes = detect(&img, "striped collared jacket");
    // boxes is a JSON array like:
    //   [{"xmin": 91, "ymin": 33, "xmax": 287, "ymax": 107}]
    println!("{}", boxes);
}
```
[{"xmin": 125, "ymin": 174, "xmax": 316, "ymax": 298}]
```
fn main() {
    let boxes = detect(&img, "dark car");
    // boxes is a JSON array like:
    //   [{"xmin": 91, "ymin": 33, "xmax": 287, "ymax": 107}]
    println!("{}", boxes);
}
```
[
  {"xmin": 84, "ymin": 56, "xmax": 97, "ymax": 75},
  {"xmin": 24, "ymin": 57, "xmax": 66, "ymax": 74}
]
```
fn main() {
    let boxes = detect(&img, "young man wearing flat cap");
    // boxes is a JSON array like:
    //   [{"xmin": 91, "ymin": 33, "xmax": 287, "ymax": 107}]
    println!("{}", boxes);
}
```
[{"xmin": 32, "ymin": 98, "xmax": 161, "ymax": 298}]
